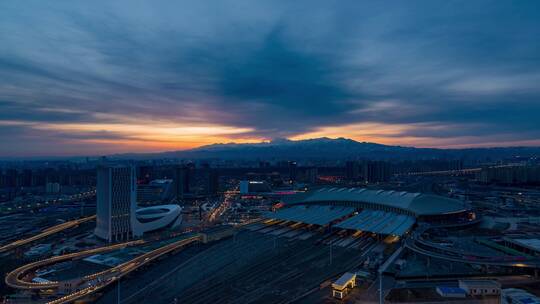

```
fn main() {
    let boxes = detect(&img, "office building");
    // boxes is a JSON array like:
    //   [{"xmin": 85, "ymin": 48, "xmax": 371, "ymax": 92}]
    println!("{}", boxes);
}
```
[
  {"xmin": 361, "ymin": 161, "xmax": 391, "ymax": 184},
  {"xmin": 137, "ymin": 165, "xmax": 153, "ymax": 184},
  {"xmin": 45, "ymin": 182, "xmax": 61, "ymax": 194},
  {"xmin": 239, "ymin": 180, "xmax": 271, "ymax": 194},
  {"xmin": 206, "ymin": 169, "xmax": 219, "ymax": 196},
  {"xmin": 476, "ymin": 166, "xmax": 540, "ymax": 185},
  {"xmin": 305, "ymin": 167, "xmax": 318, "ymax": 184},
  {"xmin": 137, "ymin": 179, "xmax": 173, "ymax": 204},
  {"xmin": 288, "ymin": 161, "xmax": 298, "ymax": 183},
  {"xmin": 173, "ymin": 166, "xmax": 190, "ymax": 200},
  {"xmin": 95, "ymin": 165, "xmax": 140, "ymax": 242},
  {"xmin": 345, "ymin": 161, "xmax": 361, "ymax": 181}
]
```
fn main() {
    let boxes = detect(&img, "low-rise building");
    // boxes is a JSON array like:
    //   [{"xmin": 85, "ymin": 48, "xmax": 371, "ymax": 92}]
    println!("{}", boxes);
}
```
[
  {"xmin": 459, "ymin": 280, "xmax": 501, "ymax": 297},
  {"xmin": 332, "ymin": 272, "xmax": 356, "ymax": 299},
  {"xmin": 501, "ymin": 288, "xmax": 540, "ymax": 304},
  {"xmin": 200, "ymin": 225, "xmax": 235, "ymax": 244},
  {"xmin": 58, "ymin": 279, "xmax": 84, "ymax": 295},
  {"xmin": 503, "ymin": 237, "xmax": 540, "ymax": 257},
  {"xmin": 24, "ymin": 243, "xmax": 52, "ymax": 258},
  {"xmin": 436, "ymin": 286, "xmax": 467, "ymax": 298}
]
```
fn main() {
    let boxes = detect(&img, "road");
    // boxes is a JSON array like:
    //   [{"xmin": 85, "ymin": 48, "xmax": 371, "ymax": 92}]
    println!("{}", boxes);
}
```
[
  {"xmin": 0, "ymin": 215, "xmax": 96, "ymax": 253},
  {"xmin": 6, "ymin": 234, "xmax": 200, "ymax": 303},
  {"xmin": 404, "ymin": 232, "xmax": 540, "ymax": 269},
  {"xmin": 0, "ymin": 190, "xmax": 96, "ymax": 214},
  {"xmin": 45, "ymin": 235, "xmax": 200, "ymax": 304},
  {"xmin": 206, "ymin": 192, "xmax": 234, "ymax": 224},
  {"xmin": 5, "ymin": 239, "xmax": 144, "ymax": 290},
  {"xmin": 397, "ymin": 164, "xmax": 524, "ymax": 177},
  {"xmin": 396, "ymin": 275, "xmax": 538, "ymax": 289}
]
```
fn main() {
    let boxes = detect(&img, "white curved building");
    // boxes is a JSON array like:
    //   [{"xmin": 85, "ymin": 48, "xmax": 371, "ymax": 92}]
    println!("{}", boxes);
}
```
[{"xmin": 135, "ymin": 205, "xmax": 183, "ymax": 232}]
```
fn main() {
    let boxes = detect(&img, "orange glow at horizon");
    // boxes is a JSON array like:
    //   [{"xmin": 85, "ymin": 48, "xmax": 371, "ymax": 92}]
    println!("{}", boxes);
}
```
[
  {"xmin": 3, "ymin": 118, "xmax": 540, "ymax": 154},
  {"xmin": 33, "ymin": 120, "xmax": 265, "ymax": 152}
]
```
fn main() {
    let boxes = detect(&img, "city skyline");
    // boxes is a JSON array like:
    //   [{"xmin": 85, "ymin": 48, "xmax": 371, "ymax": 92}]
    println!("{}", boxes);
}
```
[
  {"xmin": 1, "ymin": 1, "xmax": 540, "ymax": 157},
  {"xmin": 2, "ymin": 2, "xmax": 540, "ymax": 303}
]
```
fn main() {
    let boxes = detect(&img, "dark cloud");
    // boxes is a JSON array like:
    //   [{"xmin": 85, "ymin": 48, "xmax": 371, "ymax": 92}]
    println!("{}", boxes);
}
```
[{"xmin": 0, "ymin": 0, "xmax": 539, "ymax": 156}]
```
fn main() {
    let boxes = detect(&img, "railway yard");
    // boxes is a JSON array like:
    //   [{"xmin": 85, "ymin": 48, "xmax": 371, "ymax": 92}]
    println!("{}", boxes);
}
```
[{"xmin": 97, "ymin": 221, "xmax": 385, "ymax": 304}]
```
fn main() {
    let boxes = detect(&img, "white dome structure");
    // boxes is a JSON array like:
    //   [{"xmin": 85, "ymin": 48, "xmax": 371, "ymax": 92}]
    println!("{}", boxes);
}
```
[{"xmin": 134, "ymin": 204, "xmax": 183, "ymax": 234}]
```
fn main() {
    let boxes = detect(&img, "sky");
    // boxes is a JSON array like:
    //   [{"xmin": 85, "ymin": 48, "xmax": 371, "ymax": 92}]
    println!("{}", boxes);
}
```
[{"xmin": 1, "ymin": 1, "xmax": 540, "ymax": 157}]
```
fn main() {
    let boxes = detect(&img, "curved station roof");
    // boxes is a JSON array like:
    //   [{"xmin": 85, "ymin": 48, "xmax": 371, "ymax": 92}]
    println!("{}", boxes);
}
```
[
  {"xmin": 285, "ymin": 187, "xmax": 467, "ymax": 216},
  {"xmin": 335, "ymin": 210, "xmax": 415, "ymax": 236},
  {"xmin": 265, "ymin": 205, "xmax": 354, "ymax": 226}
]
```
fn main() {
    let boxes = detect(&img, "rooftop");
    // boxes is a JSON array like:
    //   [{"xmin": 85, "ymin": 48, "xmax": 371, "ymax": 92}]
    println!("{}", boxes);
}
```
[
  {"xmin": 459, "ymin": 280, "xmax": 501, "ymax": 288},
  {"xmin": 507, "ymin": 238, "xmax": 540, "ymax": 253},
  {"xmin": 332, "ymin": 272, "xmax": 356, "ymax": 290},
  {"xmin": 503, "ymin": 288, "xmax": 540, "ymax": 304},
  {"xmin": 335, "ymin": 210, "xmax": 415, "ymax": 236},
  {"xmin": 263, "ymin": 205, "xmax": 354, "ymax": 226},
  {"xmin": 437, "ymin": 287, "xmax": 466, "ymax": 293},
  {"xmin": 285, "ymin": 187, "xmax": 467, "ymax": 216}
]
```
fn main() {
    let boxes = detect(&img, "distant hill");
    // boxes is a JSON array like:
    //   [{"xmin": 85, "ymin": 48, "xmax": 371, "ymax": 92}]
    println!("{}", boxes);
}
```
[{"xmin": 112, "ymin": 137, "xmax": 540, "ymax": 161}]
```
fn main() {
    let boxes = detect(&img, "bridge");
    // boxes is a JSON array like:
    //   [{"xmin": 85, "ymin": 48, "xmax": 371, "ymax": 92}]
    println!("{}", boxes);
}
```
[
  {"xmin": 404, "ymin": 231, "xmax": 540, "ymax": 269},
  {"xmin": 5, "ymin": 235, "xmax": 200, "ymax": 304},
  {"xmin": 396, "ymin": 164, "xmax": 524, "ymax": 177},
  {"xmin": 0, "ymin": 215, "xmax": 96, "ymax": 253},
  {"xmin": 46, "ymin": 235, "xmax": 200, "ymax": 304},
  {"xmin": 5, "ymin": 239, "xmax": 144, "ymax": 290}
]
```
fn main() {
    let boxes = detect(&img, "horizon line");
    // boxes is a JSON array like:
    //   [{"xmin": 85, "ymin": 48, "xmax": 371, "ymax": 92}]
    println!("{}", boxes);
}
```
[{"xmin": 2, "ymin": 137, "xmax": 540, "ymax": 160}]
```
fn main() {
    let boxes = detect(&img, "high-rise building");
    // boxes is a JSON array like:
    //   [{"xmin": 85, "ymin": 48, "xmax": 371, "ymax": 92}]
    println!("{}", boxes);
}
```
[
  {"xmin": 361, "ymin": 161, "xmax": 391, "ymax": 184},
  {"xmin": 345, "ymin": 161, "xmax": 360, "ymax": 181},
  {"xmin": 137, "ymin": 165, "xmax": 153, "ymax": 184},
  {"xmin": 239, "ymin": 180, "xmax": 249, "ymax": 194},
  {"xmin": 259, "ymin": 161, "xmax": 270, "ymax": 168},
  {"xmin": 206, "ymin": 169, "xmax": 219, "ymax": 196},
  {"xmin": 305, "ymin": 167, "xmax": 318, "ymax": 184},
  {"xmin": 137, "ymin": 179, "xmax": 173, "ymax": 204},
  {"xmin": 288, "ymin": 161, "xmax": 298, "ymax": 183},
  {"xmin": 5, "ymin": 169, "xmax": 18, "ymax": 188},
  {"xmin": 95, "ymin": 165, "xmax": 141, "ymax": 242},
  {"xmin": 22, "ymin": 169, "xmax": 34, "ymax": 187},
  {"xmin": 239, "ymin": 180, "xmax": 271, "ymax": 194},
  {"xmin": 476, "ymin": 166, "xmax": 540, "ymax": 185},
  {"xmin": 46, "ymin": 182, "xmax": 61, "ymax": 193},
  {"xmin": 0, "ymin": 171, "xmax": 5, "ymax": 188},
  {"xmin": 173, "ymin": 166, "xmax": 190, "ymax": 200}
]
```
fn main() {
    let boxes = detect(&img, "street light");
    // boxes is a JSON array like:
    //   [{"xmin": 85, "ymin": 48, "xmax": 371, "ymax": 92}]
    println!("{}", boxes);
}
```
[{"xmin": 377, "ymin": 268, "xmax": 385, "ymax": 304}]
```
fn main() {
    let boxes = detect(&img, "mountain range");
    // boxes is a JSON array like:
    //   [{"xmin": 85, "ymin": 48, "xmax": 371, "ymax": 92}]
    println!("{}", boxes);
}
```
[{"xmin": 113, "ymin": 137, "xmax": 540, "ymax": 161}]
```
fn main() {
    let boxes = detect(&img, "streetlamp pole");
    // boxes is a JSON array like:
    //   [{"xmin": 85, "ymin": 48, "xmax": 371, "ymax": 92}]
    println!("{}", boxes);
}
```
[
  {"xmin": 330, "ymin": 244, "xmax": 333, "ymax": 265},
  {"xmin": 379, "ymin": 270, "xmax": 383, "ymax": 304},
  {"xmin": 117, "ymin": 277, "xmax": 121, "ymax": 304}
]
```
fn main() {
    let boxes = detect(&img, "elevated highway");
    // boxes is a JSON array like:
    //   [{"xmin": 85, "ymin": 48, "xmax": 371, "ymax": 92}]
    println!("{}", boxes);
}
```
[
  {"xmin": 5, "ymin": 234, "xmax": 200, "ymax": 304},
  {"xmin": 396, "ymin": 164, "xmax": 524, "ymax": 177},
  {"xmin": 5, "ymin": 239, "xmax": 144, "ymax": 290},
  {"xmin": 0, "ymin": 215, "xmax": 96, "ymax": 253},
  {"xmin": 45, "ymin": 235, "xmax": 200, "ymax": 304},
  {"xmin": 404, "ymin": 232, "xmax": 540, "ymax": 269}
]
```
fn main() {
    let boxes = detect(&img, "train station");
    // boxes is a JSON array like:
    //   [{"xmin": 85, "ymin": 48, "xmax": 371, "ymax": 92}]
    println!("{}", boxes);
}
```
[{"xmin": 262, "ymin": 187, "xmax": 476, "ymax": 239}]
